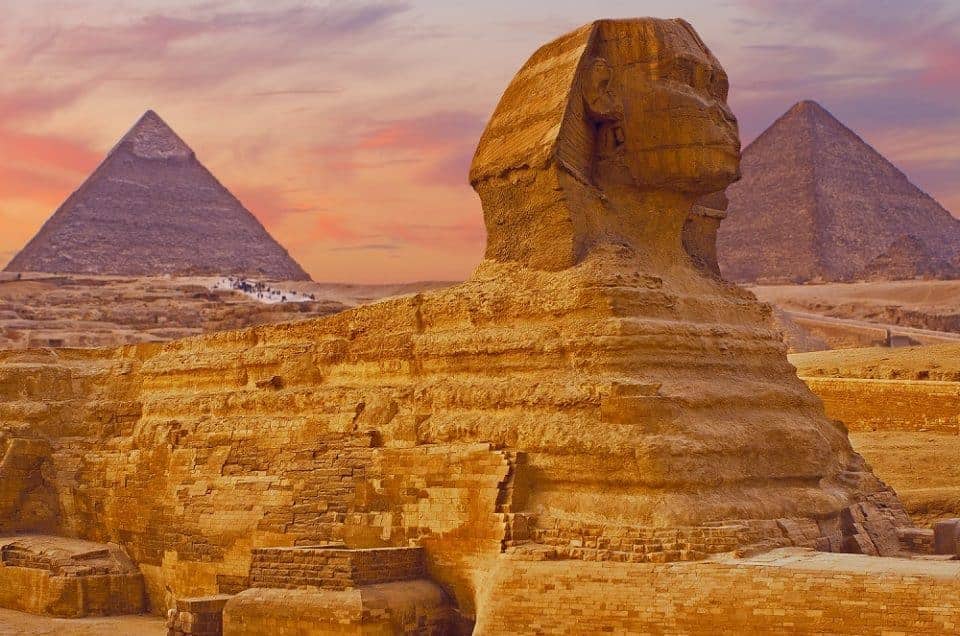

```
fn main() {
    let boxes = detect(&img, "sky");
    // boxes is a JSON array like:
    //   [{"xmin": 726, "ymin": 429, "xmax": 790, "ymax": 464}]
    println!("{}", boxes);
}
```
[{"xmin": 1, "ymin": 0, "xmax": 958, "ymax": 283}]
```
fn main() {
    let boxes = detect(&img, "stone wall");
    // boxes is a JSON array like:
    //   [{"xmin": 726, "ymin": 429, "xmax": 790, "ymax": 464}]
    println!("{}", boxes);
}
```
[
  {"xmin": 248, "ymin": 546, "xmax": 425, "ymax": 590},
  {"xmin": 0, "ymin": 566, "xmax": 144, "ymax": 618},
  {"xmin": 803, "ymin": 377, "xmax": 960, "ymax": 433},
  {"xmin": 223, "ymin": 582, "xmax": 456, "ymax": 636},
  {"xmin": 0, "ymin": 344, "xmax": 519, "ymax": 614},
  {"xmin": 476, "ymin": 550, "xmax": 960, "ymax": 634},
  {"xmin": 533, "ymin": 519, "xmax": 782, "ymax": 562},
  {"xmin": 0, "ymin": 438, "xmax": 53, "ymax": 531}
]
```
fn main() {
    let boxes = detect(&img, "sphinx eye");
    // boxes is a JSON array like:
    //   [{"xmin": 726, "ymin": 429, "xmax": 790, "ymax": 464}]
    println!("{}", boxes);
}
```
[{"xmin": 715, "ymin": 73, "xmax": 729, "ymax": 100}]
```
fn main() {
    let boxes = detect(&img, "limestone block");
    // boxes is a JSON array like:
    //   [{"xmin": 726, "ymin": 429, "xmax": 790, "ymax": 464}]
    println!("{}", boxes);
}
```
[
  {"xmin": 934, "ymin": 518, "xmax": 960, "ymax": 555},
  {"xmin": 0, "ymin": 535, "xmax": 144, "ymax": 617},
  {"xmin": 223, "ymin": 581, "xmax": 456, "ymax": 635}
]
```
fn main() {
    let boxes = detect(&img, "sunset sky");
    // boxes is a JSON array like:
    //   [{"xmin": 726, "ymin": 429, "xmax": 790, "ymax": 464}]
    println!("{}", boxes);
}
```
[{"xmin": 1, "ymin": 1, "xmax": 958, "ymax": 283}]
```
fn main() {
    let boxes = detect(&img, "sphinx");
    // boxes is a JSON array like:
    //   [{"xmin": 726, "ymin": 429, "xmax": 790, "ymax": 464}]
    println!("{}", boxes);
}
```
[
  {"xmin": 456, "ymin": 17, "xmax": 900, "ymax": 529},
  {"xmin": 0, "ymin": 16, "xmax": 913, "ymax": 629}
]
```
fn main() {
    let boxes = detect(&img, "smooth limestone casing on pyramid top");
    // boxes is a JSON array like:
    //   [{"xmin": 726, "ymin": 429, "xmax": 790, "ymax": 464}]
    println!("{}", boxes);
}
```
[{"xmin": 0, "ymin": 16, "xmax": 932, "ymax": 633}]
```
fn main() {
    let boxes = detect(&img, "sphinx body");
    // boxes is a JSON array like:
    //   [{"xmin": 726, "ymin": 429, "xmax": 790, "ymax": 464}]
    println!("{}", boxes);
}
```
[
  {"xmin": 0, "ymin": 17, "xmax": 912, "ymax": 629},
  {"xmin": 459, "ymin": 18, "xmax": 898, "ymax": 528}
]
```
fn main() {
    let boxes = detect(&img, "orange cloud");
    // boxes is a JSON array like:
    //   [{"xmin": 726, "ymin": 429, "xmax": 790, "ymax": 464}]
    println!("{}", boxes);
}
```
[
  {"xmin": 0, "ymin": 130, "xmax": 100, "ymax": 174},
  {"xmin": 232, "ymin": 185, "xmax": 363, "ymax": 243},
  {"xmin": 316, "ymin": 111, "xmax": 483, "ymax": 188}
]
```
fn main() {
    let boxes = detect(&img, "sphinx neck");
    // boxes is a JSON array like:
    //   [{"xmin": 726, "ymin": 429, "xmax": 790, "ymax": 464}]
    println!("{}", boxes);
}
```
[{"xmin": 597, "ymin": 186, "xmax": 697, "ymax": 263}]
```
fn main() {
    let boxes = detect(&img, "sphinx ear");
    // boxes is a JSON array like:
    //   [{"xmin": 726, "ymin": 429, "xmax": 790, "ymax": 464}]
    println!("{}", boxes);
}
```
[
  {"xmin": 581, "ymin": 58, "xmax": 626, "ymax": 165},
  {"xmin": 583, "ymin": 58, "xmax": 622, "ymax": 123}
]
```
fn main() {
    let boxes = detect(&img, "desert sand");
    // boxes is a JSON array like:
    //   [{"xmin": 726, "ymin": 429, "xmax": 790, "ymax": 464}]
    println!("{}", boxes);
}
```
[
  {"xmin": 755, "ymin": 279, "xmax": 960, "ymax": 351},
  {"xmin": 791, "ymin": 344, "xmax": 960, "ymax": 526},
  {"xmin": 0, "ymin": 272, "xmax": 451, "ymax": 349},
  {"xmin": 0, "ymin": 608, "xmax": 164, "ymax": 635}
]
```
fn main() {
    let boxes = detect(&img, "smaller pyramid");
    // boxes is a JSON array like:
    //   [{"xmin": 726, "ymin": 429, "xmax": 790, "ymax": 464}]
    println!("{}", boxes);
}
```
[
  {"xmin": 718, "ymin": 100, "xmax": 960, "ymax": 283},
  {"xmin": 5, "ymin": 111, "xmax": 310, "ymax": 280},
  {"xmin": 859, "ymin": 235, "xmax": 960, "ymax": 281}
]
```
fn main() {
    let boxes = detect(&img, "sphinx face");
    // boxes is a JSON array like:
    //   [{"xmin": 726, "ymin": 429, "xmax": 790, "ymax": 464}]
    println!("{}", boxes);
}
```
[{"xmin": 590, "ymin": 23, "xmax": 741, "ymax": 195}]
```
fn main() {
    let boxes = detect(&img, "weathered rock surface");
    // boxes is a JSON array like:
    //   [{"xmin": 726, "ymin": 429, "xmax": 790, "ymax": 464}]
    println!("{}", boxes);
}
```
[
  {"xmin": 0, "ymin": 17, "xmax": 923, "ymax": 631},
  {"xmin": 791, "ymin": 344, "xmax": 960, "ymax": 527},
  {"xmin": 0, "ymin": 535, "xmax": 144, "ymax": 617},
  {"xmin": 0, "ymin": 273, "xmax": 450, "ymax": 350},
  {"xmin": 5, "ymin": 111, "xmax": 309, "ymax": 280},
  {"xmin": 718, "ymin": 100, "xmax": 960, "ymax": 283},
  {"xmin": 858, "ymin": 234, "xmax": 960, "ymax": 281}
]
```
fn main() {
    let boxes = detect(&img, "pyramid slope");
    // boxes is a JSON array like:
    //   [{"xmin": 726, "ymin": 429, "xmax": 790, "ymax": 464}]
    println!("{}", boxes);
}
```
[
  {"xmin": 5, "ymin": 111, "xmax": 310, "ymax": 280},
  {"xmin": 718, "ymin": 100, "xmax": 960, "ymax": 283}
]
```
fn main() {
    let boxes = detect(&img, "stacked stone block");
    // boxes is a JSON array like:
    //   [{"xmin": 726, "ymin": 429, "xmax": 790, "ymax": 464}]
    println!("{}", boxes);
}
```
[
  {"xmin": 249, "ymin": 546, "xmax": 425, "ymax": 591},
  {"xmin": 898, "ymin": 527, "xmax": 935, "ymax": 553},
  {"xmin": 934, "ymin": 519, "xmax": 960, "ymax": 555},
  {"xmin": 0, "ymin": 536, "xmax": 145, "ymax": 617},
  {"xmin": 478, "ymin": 551, "xmax": 960, "ymax": 635},
  {"xmin": 803, "ymin": 377, "xmax": 960, "ymax": 433},
  {"xmin": 167, "ymin": 595, "xmax": 231, "ymax": 636}
]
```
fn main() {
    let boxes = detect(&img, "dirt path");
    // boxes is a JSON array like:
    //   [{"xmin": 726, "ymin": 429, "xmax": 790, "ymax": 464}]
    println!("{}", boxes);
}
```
[
  {"xmin": 785, "ymin": 310, "xmax": 960, "ymax": 344},
  {"xmin": 0, "ymin": 609, "xmax": 165, "ymax": 636}
]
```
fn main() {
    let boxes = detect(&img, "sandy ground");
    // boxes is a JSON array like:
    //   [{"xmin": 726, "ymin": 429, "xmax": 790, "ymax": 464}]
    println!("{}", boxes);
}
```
[
  {"xmin": 0, "ymin": 272, "xmax": 453, "ymax": 350},
  {"xmin": 789, "ymin": 343, "xmax": 960, "ymax": 381},
  {"xmin": 753, "ymin": 279, "xmax": 960, "ymax": 314},
  {"xmin": 851, "ymin": 431, "xmax": 960, "ymax": 528},
  {"xmin": 753, "ymin": 280, "xmax": 960, "ymax": 352},
  {"xmin": 0, "ymin": 609, "xmax": 165, "ymax": 636},
  {"xmin": 791, "ymin": 343, "xmax": 960, "ymax": 526}
]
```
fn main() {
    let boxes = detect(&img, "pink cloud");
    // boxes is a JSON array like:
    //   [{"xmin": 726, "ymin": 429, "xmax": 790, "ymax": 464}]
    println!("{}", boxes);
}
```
[
  {"xmin": 0, "ymin": 128, "xmax": 99, "ymax": 214},
  {"xmin": 232, "ymin": 185, "xmax": 362, "ymax": 243},
  {"xmin": 0, "ymin": 130, "xmax": 100, "ymax": 174},
  {"xmin": 0, "ymin": 86, "xmax": 85, "ymax": 125},
  {"xmin": 316, "ymin": 110, "xmax": 483, "ymax": 187},
  {"xmin": 379, "ymin": 219, "xmax": 485, "ymax": 249},
  {"xmin": 919, "ymin": 40, "xmax": 960, "ymax": 85},
  {"xmin": 0, "ymin": 162, "xmax": 77, "ymax": 203}
]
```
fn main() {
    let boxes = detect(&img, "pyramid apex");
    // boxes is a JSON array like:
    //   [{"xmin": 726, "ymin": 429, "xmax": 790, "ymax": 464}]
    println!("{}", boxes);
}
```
[
  {"xmin": 792, "ymin": 99, "xmax": 824, "ymax": 110},
  {"xmin": 119, "ymin": 109, "xmax": 193, "ymax": 160},
  {"xmin": 785, "ymin": 100, "xmax": 839, "ymax": 122}
]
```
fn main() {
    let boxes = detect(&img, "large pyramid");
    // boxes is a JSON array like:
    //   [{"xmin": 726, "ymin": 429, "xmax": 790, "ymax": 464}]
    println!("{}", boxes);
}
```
[
  {"xmin": 5, "ymin": 111, "xmax": 310, "ymax": 280},
  {"xmin": 718, "ymin": 100, "xmax": 960, "ymax": 283}
]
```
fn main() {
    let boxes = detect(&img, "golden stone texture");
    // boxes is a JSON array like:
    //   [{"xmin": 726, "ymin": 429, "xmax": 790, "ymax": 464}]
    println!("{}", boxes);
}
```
[{"xmin": 0, "ymin": 17, "xmax": 939, "ymax": 634}]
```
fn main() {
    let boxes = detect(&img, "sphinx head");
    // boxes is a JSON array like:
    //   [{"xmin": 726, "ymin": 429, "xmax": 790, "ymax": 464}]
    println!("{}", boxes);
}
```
[
  {"xmin": 584, "ymin": 20, "xmax": 740, "ymax": 193},
  {"xmin": 471, "ymin": 18, "xmax": 741, "ymax": 270}
]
